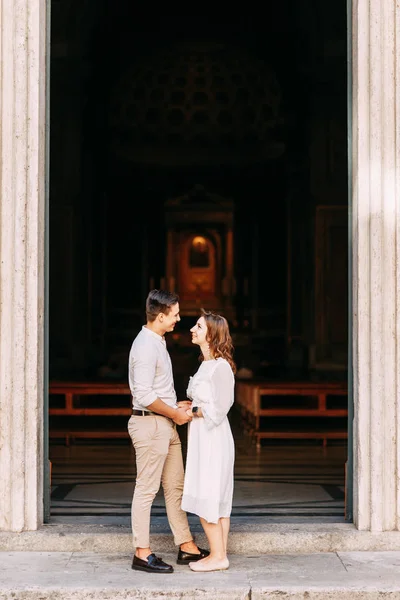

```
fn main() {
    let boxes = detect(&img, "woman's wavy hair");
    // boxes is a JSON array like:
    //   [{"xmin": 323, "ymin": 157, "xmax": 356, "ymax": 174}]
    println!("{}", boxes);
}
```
[{"xmin": 200, "ymin": 309, "xmax": 236, "ymax": 374}]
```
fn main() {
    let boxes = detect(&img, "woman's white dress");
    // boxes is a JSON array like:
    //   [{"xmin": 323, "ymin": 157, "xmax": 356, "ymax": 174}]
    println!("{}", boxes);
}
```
[{"xmin": 181, "ymin": 357, "xmax": 235, "ymax": 524}]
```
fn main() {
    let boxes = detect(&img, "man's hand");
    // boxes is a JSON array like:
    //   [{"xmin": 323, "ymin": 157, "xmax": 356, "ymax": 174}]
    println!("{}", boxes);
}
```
[
  {"xmin": 173, "ymin": 406, "xmax": 192, "ymax": 425},
  {"xmin": 177, "ymin": 400, "xmax": 192, "ymax": 410}
]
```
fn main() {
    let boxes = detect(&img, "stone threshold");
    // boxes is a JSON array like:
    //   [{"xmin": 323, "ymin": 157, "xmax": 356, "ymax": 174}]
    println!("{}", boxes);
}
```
[{"xmin": 1, "ymin": 523, "xmax": 400, "ymax": 553}]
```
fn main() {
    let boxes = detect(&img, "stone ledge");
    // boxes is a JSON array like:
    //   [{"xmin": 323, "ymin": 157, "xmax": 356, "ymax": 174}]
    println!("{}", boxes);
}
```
[
  {"xmin": 1, "ymin": 523, "xmax": 400, "ymax": 553},
  {"xmin": 1, "ymin": 589, "xmax": 400, "ymax": 600},
  {"xmin": 1, "ymin": 551, "xmax": 400, "ymax": 599}
]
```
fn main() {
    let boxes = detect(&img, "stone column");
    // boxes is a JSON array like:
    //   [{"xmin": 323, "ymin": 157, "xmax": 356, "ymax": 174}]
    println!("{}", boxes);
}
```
[
  {"xmin": 352, "ymin": 0, "xmax": 400, "ymax": 531},
  {"xmin": 0, "ymin": 0, "xmax": 47, "ymax": 531}
]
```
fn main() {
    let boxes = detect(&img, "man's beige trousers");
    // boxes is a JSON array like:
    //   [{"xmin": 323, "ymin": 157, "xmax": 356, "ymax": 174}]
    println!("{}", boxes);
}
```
[{"xmin": 128, "ymin": 414, "xmax": 193, "ymax": 549}]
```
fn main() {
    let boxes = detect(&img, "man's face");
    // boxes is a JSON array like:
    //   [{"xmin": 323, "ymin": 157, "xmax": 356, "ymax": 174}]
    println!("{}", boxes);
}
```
[{"xmin": 159, "ymin": 302, "xmax": 180, "ymax": 333}]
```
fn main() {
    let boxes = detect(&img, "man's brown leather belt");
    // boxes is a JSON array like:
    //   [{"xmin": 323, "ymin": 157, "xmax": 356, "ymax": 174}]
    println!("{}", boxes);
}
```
[{"xmin": 131, "ymin": 409, "xmax": 174, "ymax": 425}]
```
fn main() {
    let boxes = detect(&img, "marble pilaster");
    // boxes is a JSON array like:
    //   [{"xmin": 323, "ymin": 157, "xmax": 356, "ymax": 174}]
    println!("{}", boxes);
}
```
[
  {"xmin": 352, "ymin": 0, "xmax": 400, "ymax": 531},
  {"xmin": 0, "ymin": 0, "xmax": 47, "ymax": 531}
]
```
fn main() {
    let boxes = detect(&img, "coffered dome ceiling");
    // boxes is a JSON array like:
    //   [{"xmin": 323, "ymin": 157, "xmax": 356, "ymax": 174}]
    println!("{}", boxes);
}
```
[{"xmin": 111, "ymin": 42, "xmax": 284, "ymax": 166}]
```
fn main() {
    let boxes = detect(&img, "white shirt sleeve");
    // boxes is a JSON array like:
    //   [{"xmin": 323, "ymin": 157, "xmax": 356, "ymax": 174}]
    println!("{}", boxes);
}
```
[
  {"xmin": 202, "ymin": 361, "xmax": 235, "ymax": 430},
  {"xmin": 129, "ymin": 344, "xmax": 159, "ymax": 408}
]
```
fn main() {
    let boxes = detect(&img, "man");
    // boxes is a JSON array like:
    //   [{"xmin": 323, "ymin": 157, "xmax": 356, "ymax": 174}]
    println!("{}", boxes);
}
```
[{"xmin": 128, "ymin": 289, "xmax": 209, "ymax": 573}]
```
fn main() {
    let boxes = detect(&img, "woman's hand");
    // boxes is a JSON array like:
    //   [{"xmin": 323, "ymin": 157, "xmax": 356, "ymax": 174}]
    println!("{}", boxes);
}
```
[
  {"xmin": 177, "ymin": 400, "xmax": 192, "ymax": 410},
  {"xmin": 173, "ymin": 407, "xmax": 192, "ymax": 425},
  {"xmin": 185, "ymin": 409, "xmax": 193, "ymax": 417}
]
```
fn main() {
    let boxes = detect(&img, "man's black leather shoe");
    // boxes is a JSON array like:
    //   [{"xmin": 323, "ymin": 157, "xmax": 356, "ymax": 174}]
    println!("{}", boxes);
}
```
[
  {"xmin": 131, "ymin": 553, "xmax": 174, "ymax": 573},
  {"xmin": 177, "ymin": 547, "xmax": 210, "ymax": 565}
]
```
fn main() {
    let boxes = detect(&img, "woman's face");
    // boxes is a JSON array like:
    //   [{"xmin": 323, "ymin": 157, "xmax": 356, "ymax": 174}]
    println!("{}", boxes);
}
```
[{"xmin": 190, "ymin": 316, "xmax": 208, "ymax": 346}]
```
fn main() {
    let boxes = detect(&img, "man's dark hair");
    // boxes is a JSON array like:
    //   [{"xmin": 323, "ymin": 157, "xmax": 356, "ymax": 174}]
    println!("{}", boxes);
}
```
[{"xmin": 146, "ymin": 289, "xmax": 180, "ymax": 322}]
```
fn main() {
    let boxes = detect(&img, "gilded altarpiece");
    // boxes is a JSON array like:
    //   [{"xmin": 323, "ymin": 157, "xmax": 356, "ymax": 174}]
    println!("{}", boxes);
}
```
[{"xmin": 164, "ymin": 186, "xmax": 235, "ymax": 319}]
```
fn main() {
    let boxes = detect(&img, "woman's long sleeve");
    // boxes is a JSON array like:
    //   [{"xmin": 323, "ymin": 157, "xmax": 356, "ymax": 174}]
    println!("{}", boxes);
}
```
[{"xmin": 202, "ymin": 361, "xmax": 234, "ymax": 430}]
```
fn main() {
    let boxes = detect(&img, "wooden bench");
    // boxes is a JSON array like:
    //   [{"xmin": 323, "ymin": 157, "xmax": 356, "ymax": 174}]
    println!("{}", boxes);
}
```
[
  {"xmin": 49, "ymin": 381, "xmax": 132, "ymax": 445},
  {"xmin": 235, "ymin": 379, "xmax": 348, "ymax": 450}
]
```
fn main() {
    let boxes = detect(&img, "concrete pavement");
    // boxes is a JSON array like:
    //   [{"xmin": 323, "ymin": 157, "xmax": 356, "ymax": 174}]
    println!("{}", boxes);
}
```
[{"xmin": 1, "ymin": 550, "xmax": 400, "ymax": 599}]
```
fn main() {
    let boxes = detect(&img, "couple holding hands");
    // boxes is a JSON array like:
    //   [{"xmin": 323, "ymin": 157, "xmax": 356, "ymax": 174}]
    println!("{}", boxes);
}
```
[{"xmin": 127, "ymin": 289, "xmax": 236, "ymax": 574}]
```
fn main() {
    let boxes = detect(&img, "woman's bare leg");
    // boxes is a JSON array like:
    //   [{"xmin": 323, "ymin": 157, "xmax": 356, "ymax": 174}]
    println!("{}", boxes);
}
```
[
  {"xmin": 220, "ymin": 517, "xmax": 230, "ymax": 554},
  {"xmin": 189, "ymin": 518, "xmax": 229, "ymax": 571}
]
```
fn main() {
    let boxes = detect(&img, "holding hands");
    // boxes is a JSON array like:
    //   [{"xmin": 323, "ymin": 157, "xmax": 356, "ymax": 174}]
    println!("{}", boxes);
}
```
[
  {"xmin": 177, "ymin": 401, "xmax": 192, "ymax": 410},
  {"xmin": 173, "ymin": 402, "xmax": 193, "ymax": 425}
]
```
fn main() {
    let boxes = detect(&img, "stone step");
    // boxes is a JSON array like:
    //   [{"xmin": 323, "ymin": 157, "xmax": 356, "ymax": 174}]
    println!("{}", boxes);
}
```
[{"xmin": 2, "ymin": 523, "xmax": 400, "ymax": 554}]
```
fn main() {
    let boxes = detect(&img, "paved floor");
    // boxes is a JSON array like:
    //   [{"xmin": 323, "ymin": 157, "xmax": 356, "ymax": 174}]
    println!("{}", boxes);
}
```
[
  {"xmin": 49, "ymin": 410, "xmax": 348, "ymax": 526},
  {"xmin": 3, "ymin": 417, "xmax": 395, "ymax": 599},
  {"xmin": 1, "ymin": 550, "xmax": 400, "ymax": 599}
]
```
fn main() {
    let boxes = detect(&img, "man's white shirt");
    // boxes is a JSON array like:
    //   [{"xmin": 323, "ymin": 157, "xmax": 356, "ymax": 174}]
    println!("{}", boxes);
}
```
[{"xmin": 128, "ymin": 325, "xmax": 177, "ymax": 410}]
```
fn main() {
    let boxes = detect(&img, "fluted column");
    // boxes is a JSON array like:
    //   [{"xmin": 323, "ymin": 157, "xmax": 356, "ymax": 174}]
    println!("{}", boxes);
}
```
[
  {"xmin": 352, "ymin": 0, "xmax": 400, "ymax": 531},
  {"xmin": 0, "ymin": 0, "xmax": 47, "ymax": 531}
]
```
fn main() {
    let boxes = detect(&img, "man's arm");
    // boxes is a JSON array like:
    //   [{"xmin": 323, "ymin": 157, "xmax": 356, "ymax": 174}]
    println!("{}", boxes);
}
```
[{"xmin": 147, "ymin": 398, "xmax": 192, "ymax": 425}]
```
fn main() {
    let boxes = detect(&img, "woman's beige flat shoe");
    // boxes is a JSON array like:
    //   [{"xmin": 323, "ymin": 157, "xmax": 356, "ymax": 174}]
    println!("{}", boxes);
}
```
[{"xmin": 189, "ymin": 559, "xmax": 229, "ymax": 572}]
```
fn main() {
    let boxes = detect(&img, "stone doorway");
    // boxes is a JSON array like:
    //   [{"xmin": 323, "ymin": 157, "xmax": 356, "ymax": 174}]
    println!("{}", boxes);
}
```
[
  {"xmin": 47, "ymin": 6, "xmax": 350, "ymax": 525},
  {"xmin": 2, "ymin": 0, "xmax": 400, "ymax": 535}
]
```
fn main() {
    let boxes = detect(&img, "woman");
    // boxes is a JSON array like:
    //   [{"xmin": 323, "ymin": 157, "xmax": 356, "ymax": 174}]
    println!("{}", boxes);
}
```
[{"xmin": 181, "ymin": 309, "xmax": 236, "ymax": 572}]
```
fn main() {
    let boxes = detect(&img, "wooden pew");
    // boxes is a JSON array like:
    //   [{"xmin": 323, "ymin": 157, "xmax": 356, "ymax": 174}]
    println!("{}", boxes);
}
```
[
  {"xmin": 235, "ymin": 379, "xmax": 348, "ymax": 450},
  {"xmin": 49, "ymin": 381, "xmax": 132, "ymax": 445}
]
